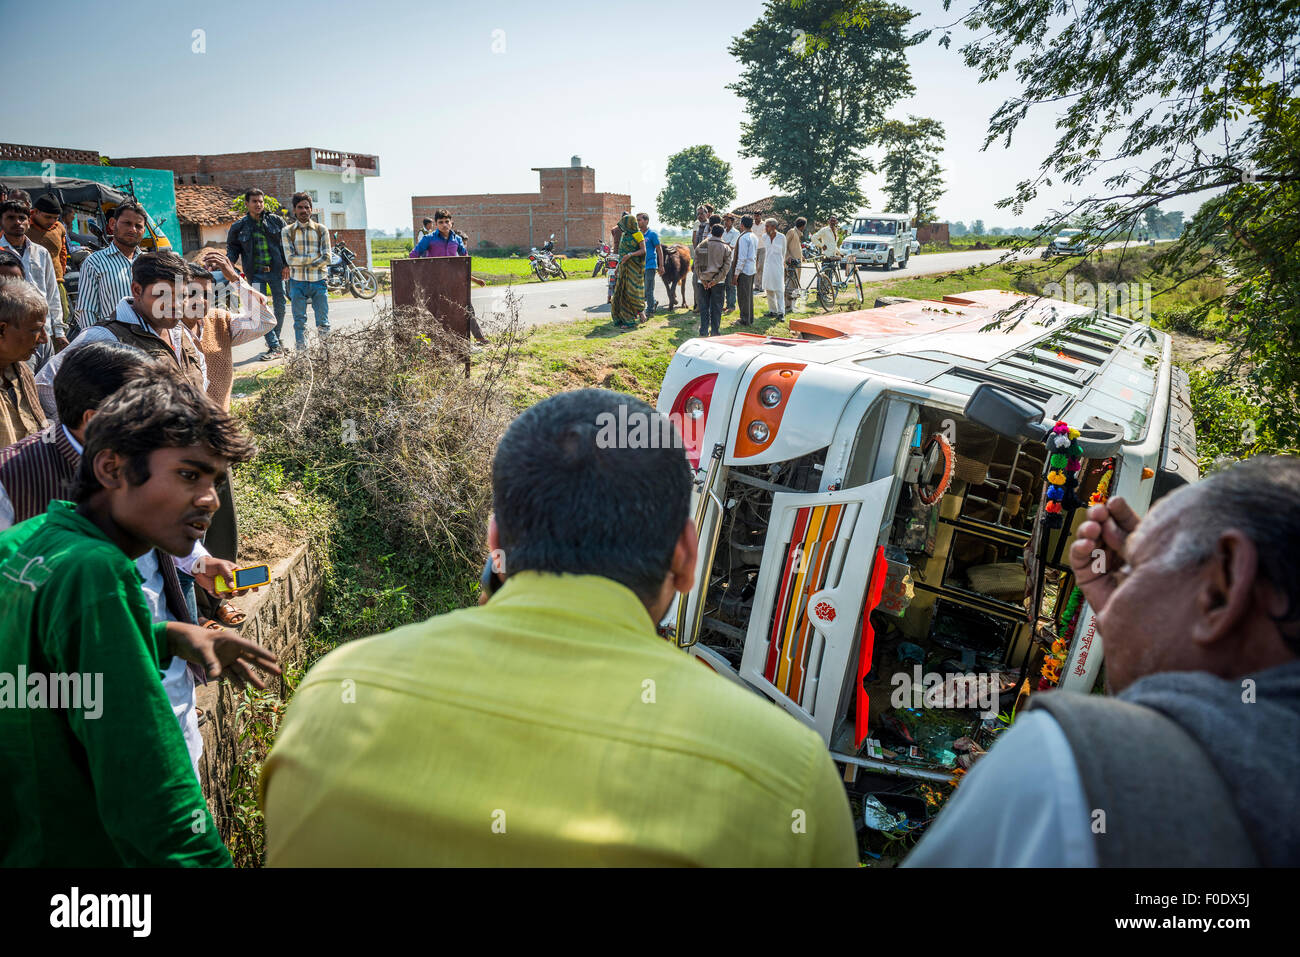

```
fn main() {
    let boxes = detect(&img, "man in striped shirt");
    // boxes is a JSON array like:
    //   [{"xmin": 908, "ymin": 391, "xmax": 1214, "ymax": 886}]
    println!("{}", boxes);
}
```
[
  {"xmin": 72, "ymin": 202, "xmax": 147, "ymax": 336},
  {"xmin": 281, "ymin": 193, "xmax": 331, "ymax": 351}
]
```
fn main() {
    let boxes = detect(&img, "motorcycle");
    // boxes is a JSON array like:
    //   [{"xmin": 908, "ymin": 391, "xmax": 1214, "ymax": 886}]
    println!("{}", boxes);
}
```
[
  {"xmin": 591, "ymin": 241, "xmax": 612, "ymax": 278},
  {"xmin": 326, "ymin": 237, "xmax": 378, "ymax": 299},
  {"xmin": 606, "ymin": 251, "xmax": 620, "ymax": 302},
  {"xmin": 529, "ymin": 233, "xmax": 567, "ymax": 281}
]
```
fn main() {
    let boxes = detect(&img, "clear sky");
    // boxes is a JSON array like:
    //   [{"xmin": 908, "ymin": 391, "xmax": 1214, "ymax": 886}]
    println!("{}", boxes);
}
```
[{"xmin": 2, "ymin": 0, "xmax": 1204, "ymax": 231}]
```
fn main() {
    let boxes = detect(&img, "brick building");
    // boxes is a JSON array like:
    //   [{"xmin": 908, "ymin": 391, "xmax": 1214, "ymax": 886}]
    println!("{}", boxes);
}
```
[
  {"xmin": 110, "ymin": 147, "xmax": 380, "ymax": 264},
  {"xmin": 411, "ymin": 158, "xmax": 630, "ymax": 255}
]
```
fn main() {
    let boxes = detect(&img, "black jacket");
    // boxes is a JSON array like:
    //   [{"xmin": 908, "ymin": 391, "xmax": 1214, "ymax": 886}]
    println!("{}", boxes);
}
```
[{"xmin": 226, "ymin": 212, "xmax": 288, "ymax": 278}]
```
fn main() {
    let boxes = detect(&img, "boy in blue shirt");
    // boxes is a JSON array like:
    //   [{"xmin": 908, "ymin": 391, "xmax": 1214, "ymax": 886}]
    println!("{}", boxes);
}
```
[{"xmin": 636, "ymin": 213, "xmax": 661, "ymax": 315}]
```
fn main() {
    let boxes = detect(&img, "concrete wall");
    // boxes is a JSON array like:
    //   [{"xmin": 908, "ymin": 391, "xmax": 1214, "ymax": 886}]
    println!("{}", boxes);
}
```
[
  {"xmin": 294, "ymin": 169, "xmax": 368, "ymax": 230},
  {"xmin": 0, "ymin": 158, "xmax": 180, "ymax": 251},
  {"xmin": 296, "ymin": 170, "xmax": 370, "ymax": 265}
]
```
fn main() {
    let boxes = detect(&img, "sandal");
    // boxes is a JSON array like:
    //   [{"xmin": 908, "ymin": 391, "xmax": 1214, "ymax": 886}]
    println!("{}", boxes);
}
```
[
  {"xmin": 214, "ymin": 600, "xmax": 247, "ymax": 627},
  {"xmin": 199, "ymin": 617, "xmax": 223, "ymax": 631}
]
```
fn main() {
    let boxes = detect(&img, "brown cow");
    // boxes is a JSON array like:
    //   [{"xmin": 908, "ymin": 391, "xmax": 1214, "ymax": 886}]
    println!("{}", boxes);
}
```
[{"xmin": 659, "ymin": 243, "xmax": 692, "ymax": 309}]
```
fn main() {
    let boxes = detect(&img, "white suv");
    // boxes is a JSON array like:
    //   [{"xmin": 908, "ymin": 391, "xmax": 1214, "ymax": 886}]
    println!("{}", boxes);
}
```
[
  {"xmin": 1042, "ymin": 228, "xmax": 1087, "ymax": 258},
  {"xmin": 839, "ymin": 211, "xmax": 919, "ymax": 270}
]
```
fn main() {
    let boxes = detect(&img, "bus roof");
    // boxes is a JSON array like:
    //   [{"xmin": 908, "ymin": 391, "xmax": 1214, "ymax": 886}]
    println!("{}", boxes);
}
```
[{"xmin": 703, "ymin": 290, "xmax": 1166, "ymax": 438}]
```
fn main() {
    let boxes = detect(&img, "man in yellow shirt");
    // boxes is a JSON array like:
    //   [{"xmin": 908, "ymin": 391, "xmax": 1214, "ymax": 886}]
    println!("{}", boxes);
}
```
[{"xmin": 262, "ymin": 389, "xmax": 856, "ymax": 866}]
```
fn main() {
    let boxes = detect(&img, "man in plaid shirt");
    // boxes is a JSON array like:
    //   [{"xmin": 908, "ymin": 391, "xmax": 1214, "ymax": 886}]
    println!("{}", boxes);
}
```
[{"xmin": 282, "ymin": 193, "xmax": 331, "ymax": 351}]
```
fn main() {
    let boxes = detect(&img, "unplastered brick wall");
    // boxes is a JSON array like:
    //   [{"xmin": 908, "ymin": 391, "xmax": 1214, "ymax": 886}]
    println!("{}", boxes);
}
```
[
  {"xmin": 0, "ymin": 143, "xmax": 101, "ymax": 165},
  {"xmin": 207, "ymin": 170, "xmax": 299, "ymax": 209},
  {"xmin": 411, "ymin": 189, "xmax": 632, "ymax": 254},
  {"xmin": 332, "ymin": 228, "xmax": 369, "ymax": 266},
  {"xmin": 196, "ymin": 539, "xmax": 324, "ymax": 845},
  {"xmin": 112, "ymin": 154, "xmax": 306, "ymax": 209},
  {"xmin": 917, "ymin": 222, "xmax": 951, "ymax": 245},
  {"xmin": 112, "ymin": 149, "xmax": 315, "ymax": 176}
]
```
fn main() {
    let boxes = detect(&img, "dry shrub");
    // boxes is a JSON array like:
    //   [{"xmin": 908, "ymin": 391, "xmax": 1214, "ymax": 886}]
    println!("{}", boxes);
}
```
[{"xmin": 243, "ymin": 294, "xmax": 526, "ymax": 571}]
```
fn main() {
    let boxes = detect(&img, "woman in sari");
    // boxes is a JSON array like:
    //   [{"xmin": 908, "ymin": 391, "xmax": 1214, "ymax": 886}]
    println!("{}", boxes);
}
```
[{"xmin": 610, "ymin": 213, "xmax": 646, "ymax": 326}]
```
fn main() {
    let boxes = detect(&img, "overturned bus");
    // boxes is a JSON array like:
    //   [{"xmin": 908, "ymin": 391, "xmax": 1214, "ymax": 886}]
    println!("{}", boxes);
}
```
[{"xmin": 655, "ymin": 289, "xmax": 1197, "ymax": 782}]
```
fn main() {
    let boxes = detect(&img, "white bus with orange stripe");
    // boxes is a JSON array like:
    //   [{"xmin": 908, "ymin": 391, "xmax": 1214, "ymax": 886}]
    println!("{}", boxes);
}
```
[{"xmin": 656, "ymin": 289, "xmax": 1197, "ymax": 781}]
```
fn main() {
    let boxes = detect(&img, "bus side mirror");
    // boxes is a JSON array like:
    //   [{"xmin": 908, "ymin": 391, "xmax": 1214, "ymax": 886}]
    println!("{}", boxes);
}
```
[
  {"xmin": 964, "ymin": 383, "xmax": 1049, "ymax": 442},
  {"xmin": 1074, "ymin": 417, "xmax": 1126, "ymax": 457}
]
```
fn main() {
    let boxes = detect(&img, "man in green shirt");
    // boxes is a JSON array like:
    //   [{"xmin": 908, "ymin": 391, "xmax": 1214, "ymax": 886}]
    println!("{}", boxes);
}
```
[
  {"xmin": 263, "ymin": 389, "xmax": 857, "ymax": 866},
  {"xmin": 0, "ymin": 375, "xmax": 279, "ymax": 866}
]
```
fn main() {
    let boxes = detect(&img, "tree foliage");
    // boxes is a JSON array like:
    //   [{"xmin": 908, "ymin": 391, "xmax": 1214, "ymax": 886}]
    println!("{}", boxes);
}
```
[
  {"xmin": 231, "ymin": 193, "xmax": 287, "ymax": 217},
  {"xmin": 729, "ymin": 0, "xmax": 915, "ymax": 223},
  {"xmin": 900, "ymin": 0, "xmax": 1300, "ymax": 445},
  {"xmin": 1140, "ymin": 208, "xmax": 1184, "ymax": 239},
  {"xmin": 873, "ymin": 115, "xmax": 946, "ymax": 222},
  {"xmin": 656, "ymin": 146, "xmax": 736, "ymax": 227}
]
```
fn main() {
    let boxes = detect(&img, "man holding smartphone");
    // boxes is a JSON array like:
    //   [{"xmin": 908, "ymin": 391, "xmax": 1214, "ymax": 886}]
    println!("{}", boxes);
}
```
[
  {"xmin": 0, "ymin": 341, "xmax": 267, "ymax": 771},
  {"xmin": 0, "ymin": 374, "xmax": 279, "ymax": 865}
]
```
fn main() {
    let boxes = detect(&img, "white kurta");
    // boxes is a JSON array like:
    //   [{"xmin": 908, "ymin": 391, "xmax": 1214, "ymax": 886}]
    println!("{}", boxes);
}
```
[{"xmin": 760, "ymin": 231, "xmax": 786, "ymax": 313}]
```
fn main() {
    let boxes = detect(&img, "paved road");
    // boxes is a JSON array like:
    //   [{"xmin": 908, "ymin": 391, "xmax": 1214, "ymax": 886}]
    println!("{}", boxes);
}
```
[{"xmin": 229, "ymin": 242, "xmax": 1140, "ymax": 371}]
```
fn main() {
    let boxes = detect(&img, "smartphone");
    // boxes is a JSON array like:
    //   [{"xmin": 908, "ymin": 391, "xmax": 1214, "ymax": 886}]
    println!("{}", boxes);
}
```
[
  {"xmin": 480, "ymin": 555, "xmax": 504, "ymax": 597},
  {"xmin": 215, "ymin": 564, "xmax": 271, "ymax": 593}
]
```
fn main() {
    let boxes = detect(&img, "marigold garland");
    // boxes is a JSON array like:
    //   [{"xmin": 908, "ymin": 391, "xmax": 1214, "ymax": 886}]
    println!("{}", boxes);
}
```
[
  {"xmin": 1038, "ymin": 585, "xmax": 1084, "ymax": 690},
  {"xmin": 1088, "ymin": 458, "xmax": 1115, "ymax": 507}
]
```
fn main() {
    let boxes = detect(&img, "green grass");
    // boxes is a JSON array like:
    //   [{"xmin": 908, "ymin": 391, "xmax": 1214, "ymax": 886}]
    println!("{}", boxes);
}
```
[{"xmin": 369, "ymin": 237, "xmax": 603, "ymax": 284}]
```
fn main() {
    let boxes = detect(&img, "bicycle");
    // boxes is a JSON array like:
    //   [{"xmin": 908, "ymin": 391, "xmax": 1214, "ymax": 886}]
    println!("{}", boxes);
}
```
[{"xmin": 803, "ymin": 254, "xmax": 864, "ymax": 311}]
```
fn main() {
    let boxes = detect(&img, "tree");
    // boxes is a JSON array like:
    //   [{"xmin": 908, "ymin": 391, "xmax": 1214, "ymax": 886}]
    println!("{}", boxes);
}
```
[
  {"xmin": 656, "ymin": 146, "xmax": 736, "ymax": 227},
  {"xmin": 950, "ymin": 220, "xmax": 968, "ymax": 236},
  {"xmin": 970, "ymin": 218, "xmax": 985, "ymax": 237},
  {"xmin": 873, "ymin": 115, "xmax": 947, "ymax": 222},
  {"xmin": 1142, "ymin": 207, "xmax": 1163, "ymax": 239},
  {"xmin": 908, "ymin": 0, "xmax": 1300, "ymax": 443},
  {"xmin": 729, "ymin": 0, "xmax": 915, "ymax": 223},
  {"xmin": 231, "ymin": 193, "xmax": 287, "ymax": 217}
]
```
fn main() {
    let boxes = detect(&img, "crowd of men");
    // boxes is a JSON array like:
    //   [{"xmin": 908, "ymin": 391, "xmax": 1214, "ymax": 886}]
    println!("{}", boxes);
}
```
[
  {"xmin": 683, "ymin": 205, "xmax": 841, "ymax": 337},
  {"xmin": 598, "ymin": 205, "xmax": 841, "ymax": 336},
  {"xmin": 0, "ymin": 187, "xmax": 291, "ymax": 866},
  {"xmin": 2, "ymin": 185, "xmax": 1297, "ymax": 869}
]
